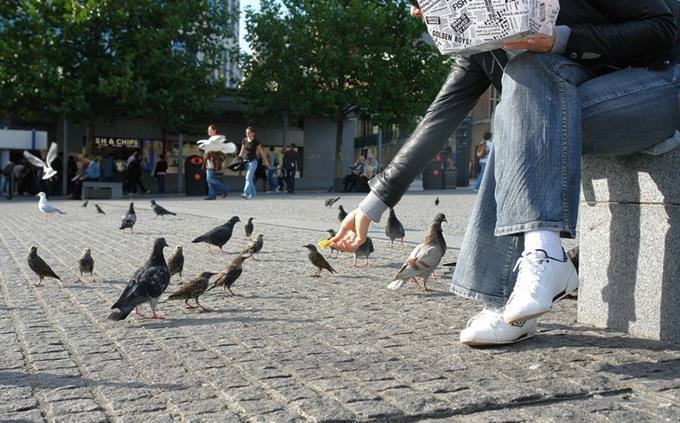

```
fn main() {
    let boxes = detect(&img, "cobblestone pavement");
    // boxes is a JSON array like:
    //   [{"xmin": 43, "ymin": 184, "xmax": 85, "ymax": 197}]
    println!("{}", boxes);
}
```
[{"xmin": 1, "ymin": 191, "xmax": 679, "ymax": 422}]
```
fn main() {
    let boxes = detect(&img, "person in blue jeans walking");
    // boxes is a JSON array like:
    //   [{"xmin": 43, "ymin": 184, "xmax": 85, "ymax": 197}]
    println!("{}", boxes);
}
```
[
  {"xmin": 473, "ymin": 132, "xmax": 492, "ymax": 192},
  {"xmin": 331, "ymin": 0, "xmax": 680, "ymax": 346},
  {"xmin": 239, "ymin": 127, "xmax": 270, "ymax": 200},
  {"xmin": 204, "ymin": 124, "xmax": 230, "ymax": 200}
]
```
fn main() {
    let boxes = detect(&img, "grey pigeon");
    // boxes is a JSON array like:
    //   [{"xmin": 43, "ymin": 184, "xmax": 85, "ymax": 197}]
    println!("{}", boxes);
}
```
[
  {"xmin": 303, "ymin": 244, "xmax": 336, "ymax": 277},
  {"xmin": 325, "ymin": 229, "xmax": 340, "ymax": 258},
  {"xmin": 244, "ymin": 217, "xmax": 254, "ymax": 239},
  {"xmin": 192, "ymin": 216, "xmax": 240, "ymax": 253},
  {"xmin": 166, "ymin": 271, "xmax": 216, "ymax": 311},
  {"xmin": 337, "ymin": 205, "xmax": 348, "ymax": 223},
  {"xmin": 150, "ymin": 199, "xmax": 176, "ymax": 218},
  {"xmin": 82, "ymin": 200, "xmax": 88, "ymax": 208},
  {"xmin": 325, "ymin": 196, "xmax": 341, "ymax": 207},
  {"xmin": 119, "ymin": 202, "xmax": 136, "ymax": 233},
  {"xmin": 78, "ymin": 248, "xmax": 95, "ymax": 281},
  {"xmin": 108, "ymin": 238, "xmax": 170, "ymax": 320},
  {"xmin": 353, "ymin": 237, "xmax": 374, "ymax": 268},
  {"xmin": 207, "ymin": 254, "xmax": 249, "ymax": 296},
  {"xmin": 28, "ymin": 246, "xmax": 60, "ymax": 286},
  {"xmin": 388, "ymin": 213, "xmax": 447, "ymax": 292},
  {"xmin": 167, "ymin": 245, "xmax": 184, "ymax": 280},
  {"xmin": 385, "ymin": 208, "xmax": 406, "ymax": 249},
  {"xmin": 241, "ymin": 234, "xmax": 264, "ymax": 259},
  {"xmin": 95, "ymin": 204, "xmax": 106, "ymax": 214}
]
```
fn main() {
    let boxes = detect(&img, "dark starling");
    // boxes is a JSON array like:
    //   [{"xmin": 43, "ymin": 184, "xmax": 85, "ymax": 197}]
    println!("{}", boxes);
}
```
[
  {"xmin": 325, "ymin": 196, "xmax": 341, "ymax": 207},
  {"xmin": 166, "ymin": 271, "xmax": 216, "ymax": 311},
  {"xmin": 82, "ymin": 200, "xmax": 89, "ymax": 208},
  {"xmin": 207, "ymin": 254, "xmax": 249, "ymax": 296},
  {"xmin": 388, "ymin": 213, "xmax": 447, "ymax": 292},
  {"xmin": 337, "ymin": 205, "xmax": 348, "ymax": 223},
  {"xmin": 108, "ymin": 238, "xmax": 170, "ymax": 320},
  {"xmin": 95, "ymin": 204, "xmax": 106, "ymax": 214},
  {"xmin": 119, "ymin": 202, "xmax": 137, "ymax": 233},
  {"xmin": 241, "ymin": 234, "xmax": 264, "ymax": 259},
  {"xmin": 435, "ymin": 196, "xmax": 440, "ymax": 206},
  {"xmin": 303, "ymin": 244, "xmax": 336, "ymax": 277},
  {"xmin": 385, "ymin": 208, "xmax": 406, "ymax": 249},
  {"xmin": 244, "ymin": 217, "xmax": 254, "ymax": 239},
  {"xmin": 27, "ymin": 246, "xmax": 60, "ymax": 287},
  {"xmin": 78, "ymin": 248, "xmax": 95, "ymax": 281},
  {"xmin": 168, "ymin": 245, "xmax": 184, "ymax": 280},
  {"xmin": 325, "ymin": 229, "xmax": 340, "ymax": 258},
  {"xmin": 353, "ymin": 237, "xmax": 374, "ymax": 268},
  {"xmin": 150, "ymin": 200, "xmax": 176, "ymax": 218},
  {"xmin": 192, "ymin": 216, "xmax": 240, "ymax": 253}
]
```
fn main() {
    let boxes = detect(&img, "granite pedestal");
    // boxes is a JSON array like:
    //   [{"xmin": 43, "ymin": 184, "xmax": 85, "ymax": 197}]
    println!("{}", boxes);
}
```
[{"xmin": 578, "ymin": 149, "xmax": 680, "ymax": 343}]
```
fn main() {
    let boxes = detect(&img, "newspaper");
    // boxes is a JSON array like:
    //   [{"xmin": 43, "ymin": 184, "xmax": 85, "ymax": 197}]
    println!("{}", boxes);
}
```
[{"xmin": 417, "ymin": 0, "xmax": 560, "ymax": 55}]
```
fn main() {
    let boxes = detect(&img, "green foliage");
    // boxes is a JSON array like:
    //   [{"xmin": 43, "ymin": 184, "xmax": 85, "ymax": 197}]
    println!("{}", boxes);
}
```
[
  {"xmin": 240, "ymin": 0, "xmax": 450, "ymax": 176},
  {"xmin": 0, "ymin": 0, "xmax": 236, "ymax": 135}
]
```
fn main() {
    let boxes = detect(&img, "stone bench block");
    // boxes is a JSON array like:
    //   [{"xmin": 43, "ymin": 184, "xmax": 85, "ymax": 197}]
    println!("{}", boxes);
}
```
[
  {"xmin": 578, "ymin": 151, "xmax": 680, "ymax": 343},
  {"xmin": 82, "ymin": 181, "xmax": 123, "ymax": 200}
]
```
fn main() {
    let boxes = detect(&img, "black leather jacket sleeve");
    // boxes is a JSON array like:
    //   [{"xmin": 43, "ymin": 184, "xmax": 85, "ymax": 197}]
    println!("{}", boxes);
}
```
[
  {"xmin": 565, "ymin": 0, "xmax": 677, "ymax": 68},
  {"xmin": 369, "ymin": 53, "xmax": 496, "ymax": 208}
]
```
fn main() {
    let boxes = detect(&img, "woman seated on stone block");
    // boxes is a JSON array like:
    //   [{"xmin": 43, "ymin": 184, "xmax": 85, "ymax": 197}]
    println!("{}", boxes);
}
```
[{"xmin": 331, "ymin": 0, "xmax": 680, "ymax": 346}]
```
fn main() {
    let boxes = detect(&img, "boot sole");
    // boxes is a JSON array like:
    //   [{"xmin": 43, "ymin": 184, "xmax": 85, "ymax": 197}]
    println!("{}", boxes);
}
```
[{"xmin": 461, "ymin": 331, "xmax": 536, "ymax": 347}]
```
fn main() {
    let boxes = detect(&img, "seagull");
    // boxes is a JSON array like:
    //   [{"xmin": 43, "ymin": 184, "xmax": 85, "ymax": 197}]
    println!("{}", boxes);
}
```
[
  {"xmin": 388, "ymin": 213, "xmax": 447, "ymax": 292},
  {"xmin": 196, "ymin": 135, "xmax": 238, "ymax": 154},
  {"xmin": 23, "ymin": 142, "xmax": 58, "ymax": 180},
  {"xmin": 36, "ymin": 192, "xmax": 65, "ymax": 220}
]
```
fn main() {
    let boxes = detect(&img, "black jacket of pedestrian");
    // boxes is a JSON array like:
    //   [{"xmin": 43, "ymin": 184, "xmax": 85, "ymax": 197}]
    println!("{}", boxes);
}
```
[{"xmin": 283, "ymin": 149, "xmax": 299, "ymax": 170}]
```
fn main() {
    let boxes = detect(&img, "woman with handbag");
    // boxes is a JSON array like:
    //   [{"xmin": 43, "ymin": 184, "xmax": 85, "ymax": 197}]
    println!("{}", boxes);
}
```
[{"xmin": 238, "ymin": 127, "xmax": 270, "ymax": 200}]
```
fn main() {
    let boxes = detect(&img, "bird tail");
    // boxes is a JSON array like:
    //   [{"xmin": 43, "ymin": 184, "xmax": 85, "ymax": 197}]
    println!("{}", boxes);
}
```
[
  {"xmin": 169, "ymin": 212, "xmax": 177, "ymax": 216},
  {"xmin": 192, "ymin": 235, "xmax": 206, "ymax": 243},
  {"xmin": 108, "ymin": 306, "xmax": 133, "ymax": 321},
  {"xmin": 57, "ymin": 210, "xmax": 66, "ymax": 215},
  {"xmin": 387, "ymin": 279, "xmax": 406, "ymax": 290}
]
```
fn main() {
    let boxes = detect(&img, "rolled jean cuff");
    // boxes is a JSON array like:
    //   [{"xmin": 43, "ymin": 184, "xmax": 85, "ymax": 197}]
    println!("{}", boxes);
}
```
[
  {"xmin": 358, "ymin": 191, "xmax": 389, "ymax": 223},
  {"xmin": 449, "ymin": 282, "xmax": 507, "ymax": 308},
  {"xmin": 494, "ymin": 220, "xmax": 576, "ymax": 238}
]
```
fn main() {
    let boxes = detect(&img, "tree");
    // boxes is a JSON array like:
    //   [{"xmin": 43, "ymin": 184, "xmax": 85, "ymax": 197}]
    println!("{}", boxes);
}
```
[
  {"xmin": 241, "ymin": 0, "xmax": 450, "ymax": 179},
  {"xmin": 0, "ymin": 0, "xmax": 237, "ymax": 150}
]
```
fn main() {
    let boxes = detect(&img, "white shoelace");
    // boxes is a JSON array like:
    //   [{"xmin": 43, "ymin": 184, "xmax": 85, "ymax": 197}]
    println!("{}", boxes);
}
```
[{"xmin": 511, "ymin": 252, "xmax": 549, "ymax": 298}]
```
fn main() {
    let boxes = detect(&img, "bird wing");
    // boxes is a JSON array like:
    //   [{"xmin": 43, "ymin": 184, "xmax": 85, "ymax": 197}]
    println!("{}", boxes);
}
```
[
  {"xmin": 45, "ymin": 142, "xmax": 58, "ymax": 166},
  {"xmin": 209, "ymin": 135, "xmax": 226, "ymax": 143},
  {"xmin": 393, "ymin": 243, "xmax": 443, "ymax": 281},
  {"xmin": 207, "ymin": 266, "xmax": 242, "ymax": 291},
  {"xmin": 23, "ymin": 151, "xmax": 46, "ymax": 168},
  {"xmin": 168, "ymin": 276, "xmax": 204, "ymax": 299},
  {"xmin": 142, "ymin": 265, "xmax": 171, "ymax": 299},
  {"xmin": 316, "ymin": 253, "xmax": 336, "ymax": 273},
  {"xmin": 30, "ymin": 256, "xmax": 60, "ymax": 279}
]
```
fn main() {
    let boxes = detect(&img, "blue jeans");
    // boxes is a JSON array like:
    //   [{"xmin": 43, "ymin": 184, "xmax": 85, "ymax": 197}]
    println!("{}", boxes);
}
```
[
  {"xmin": 451, "ymin": 53, "xmax": 680, "ymax": 307},
  {"xmin": 206, "ymin": 169, "xmax": 229, "ymax": 198},
  {"xmin": 474, "ymin": 161, "xmax": 486, "ymax": 190},
  {"xmin": 266, "ymin": 168, "xmax": 276, "ymax": 191},
  {"xmin": 243, "ymin": 160, "xmax": 258, "ymax": 198}
]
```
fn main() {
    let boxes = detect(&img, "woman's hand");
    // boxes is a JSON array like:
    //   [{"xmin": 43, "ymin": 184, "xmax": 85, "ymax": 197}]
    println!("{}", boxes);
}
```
[
  {"xmin": 330, "ymin": 208, "xmax": 371, "ymax": 253},
  {"xmin": 503, "ymin": 34, "xmax": 555, "ymax": 53},
  {"xmin": 410, "ymin": 5, "xmax": 422, "ymax": 17}
]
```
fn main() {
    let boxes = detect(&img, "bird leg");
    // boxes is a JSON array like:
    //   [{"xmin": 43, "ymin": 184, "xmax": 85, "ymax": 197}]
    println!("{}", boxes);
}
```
[
  {"xmin": 208, "ymin": 245, "xmax": 212, "ymax": 253},
  {"xmin": 431, "ymin": 271, "xmax": 440, "ymax": 280},
  {"xmin": 400, "ymin": 238, "xmax": 405, "ymax": 248},
  {"xmin": 133, "ymin": 307, "xmax": 146, "ymax": 318},
  {"xmin": 364, "ymin": 258, "xmax": 369, "ymax": 268},
  {"xmin": 196, "ymin": 298, "xmax": 210, "ymax": 312},
  {"xmin": 312, "ymin": 268, "xmax": 321, "ymax": 278},
  {"xmin": 410, "ymin": 277, "xmax": 420, "ymax": 288},
  {"xmin": 149, "ymin": 302, "xmax": 165, "ymax": 319},
  {"xmin": 352, "ymin": 257, "xmax": 358, "ymax": 267},
  {"xmin": 184, "ymin": 299, "xmax": 196, "ymax": 309},
  {"xmin": 227, "ymin": 287, "xmax": 235, "ymax": 296},
  {"xmin": 421, "ymin": 278, "xmax": 432, "ymax": 292}
]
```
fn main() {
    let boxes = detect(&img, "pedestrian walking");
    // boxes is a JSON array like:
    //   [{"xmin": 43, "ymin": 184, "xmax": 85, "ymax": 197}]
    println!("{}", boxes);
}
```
[
  {"xmin": 204, "ymin": 125, "xmax": 230, "ymax": 200},
  {"xmin": 332, "ymin": 0, "xmax": 680, "ymax": 347},
  {"xmin": 282, "ymin": 143, "xmax": 300, "ymax": 194},
  {"xmin": 266, "ymin": 146, "xmax": 277, "ymax": 192},
  {"xmin": 473, "ymin": 132, "xmax": 492, "ymax": 192},
  {"xmin": 125, "ymin": 151, "xmax": 148, "ymax": 194},
  {"xmin": 238, "ymin": 127, "xmax": 269, "ymax": 199}
]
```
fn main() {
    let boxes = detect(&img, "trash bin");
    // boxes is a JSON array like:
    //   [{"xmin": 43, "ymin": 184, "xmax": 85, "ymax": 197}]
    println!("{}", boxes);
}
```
[
  {"xmin": 185, "ymin": 155, "xmax": 206, "ymax": 196},
  {"xmin": 422, "ymin": 155, "xmax": 444, "ymax": 190},
  {"xmin": 443, "ymin": 169, "xmax": 458, "ymax": 189}
]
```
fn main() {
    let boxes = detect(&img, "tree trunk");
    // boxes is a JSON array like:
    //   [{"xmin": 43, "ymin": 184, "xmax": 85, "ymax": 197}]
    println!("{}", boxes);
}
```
[
  {"xmin": 334, "ymin": 110, "xmax": 345, "ymax": 179},
  {"xmin": 83, "ymin": 123, "xmax": 96, "ymax": 155}
]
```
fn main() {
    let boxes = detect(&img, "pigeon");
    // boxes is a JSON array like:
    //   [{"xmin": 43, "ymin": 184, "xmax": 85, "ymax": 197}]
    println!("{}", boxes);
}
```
[
  {"xmin": 78, "ymin": 248, "xmax": 95, "ymax": 281},
  {"xmin": 353, "ymin": 237, "xmax": 374, "ymax": 268},
  {"xmin": 244, "ymin": 217, "xmax": 254, "ymax": 239},
  {"xmin": 36, "ymin": 192, "xmax": 65, "ymax": 219},
  {"xmin": 207, "ymin": 254, "xmax": 249, "ymax": 296},
  {"xmin": 303, "ymin": 244, "xmax": 336, "ymax": 277},
  {"xmin": 337, "ymin": 205, "xmax": 348, "ymax": 223},
  {"xmin": 119, "ymin": 202, "xmax": 136, "ymax": 233},
  {"xmin": 82, "ymin": 200, "xmax": 89, "ymax": 208},
  {"xmin": 166, "ymin": 271, "xmax": 216, "ymax": 311},
  {"xmin": 241, "ymin": 234, "xmax": 264, "ymax": 259},
  {"xmin": 108, "ymin": 238, "xmax": 170, "ymax": 320},
  {"xmin": 23, "ymin": 142, "xmax": 58, "ymax": 180},
  {"xmin": 95, "ymin": 204, "xmax": 106, "ymax": 215},
  {"xmin": 385, "ymin": 208, "xmax": 406, "ymax": 249},
  {"xmin": 167, "ymin": 245, "xmax": 184, "ymax": 280},
  {"xmin": 435, "ymin": 197, "xmax": 440, "ymax": 206},
  {"xmin": 325, "ymin": 229, "xmax": 340, "ymax": 258},
  {"xmin": 192, "ymin": 216, "xmax": 240, "ymax": 253},
  {"xmin": 27, "ymin": 246, "xmax": 60, "ymax": 286},
  {"xmin": 325, "ymin": 196, "xmax": 341, "ymax": 208},
  {"xmin": 150, "ymin": 200, "xmax": 176, "ymax": 218},
  {"xmin": 388, "ymin": 213, "xmax": 447, "ymax": 292}
]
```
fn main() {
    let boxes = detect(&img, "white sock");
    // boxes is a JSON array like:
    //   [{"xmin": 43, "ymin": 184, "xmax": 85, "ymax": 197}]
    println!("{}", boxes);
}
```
[{"xmin": 524, "ymin": 230, "xmax": 563, "ymax": 259}]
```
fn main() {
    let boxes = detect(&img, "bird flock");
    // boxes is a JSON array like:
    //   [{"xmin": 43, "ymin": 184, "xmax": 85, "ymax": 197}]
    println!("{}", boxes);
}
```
[{"xmin": 27, "ymin": 192, "xmax": 451, "ymax": 322}]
